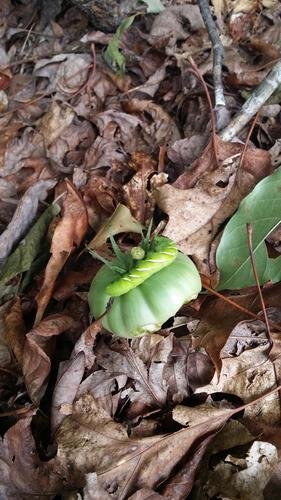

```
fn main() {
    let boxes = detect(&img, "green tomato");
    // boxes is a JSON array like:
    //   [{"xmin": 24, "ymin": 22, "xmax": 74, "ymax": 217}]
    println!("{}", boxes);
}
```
[{"xmin": 88, "ymin": 252, "xmax": 201, "ymax": 338}]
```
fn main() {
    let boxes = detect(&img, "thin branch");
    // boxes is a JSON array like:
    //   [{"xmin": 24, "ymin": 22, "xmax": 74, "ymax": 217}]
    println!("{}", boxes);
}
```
[
  {"xmin": 187, "ymin": 56, "xmax": 219, "ymax": 167},
  {"xmin": 239, "ymin": 112, "xmax": 260, "ymax": 169},
  {"xmin": 247, "ymin": 223, "xmax": 272, "ymax": 345},
  {"xmin": 220, "ymin": 59, "xmax": 281, "ymax": 141},
  {"xmin": 197, "ymin": 0, "xmax": 229, "ymax": 130},
  {"xmin": 203, "ymin": 282, "xmax": 281, "ymax": 332}
]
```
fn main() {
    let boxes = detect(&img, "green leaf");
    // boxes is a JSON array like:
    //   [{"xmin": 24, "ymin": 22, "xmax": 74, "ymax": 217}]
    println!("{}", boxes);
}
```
[
  {"xmin": 0, "ymin": 204, "xmax": 60, "ymax": 285},
  {"xmin": 216, "ymin": 167, "xmax": 281, "ymax": 290},
  {"xmin": 140, "ymin": 0, "xmax": 165, "ymax": 13},
  {"xmin": 104, "ymin": 15, "xmax": 137, "ymax": 75}
]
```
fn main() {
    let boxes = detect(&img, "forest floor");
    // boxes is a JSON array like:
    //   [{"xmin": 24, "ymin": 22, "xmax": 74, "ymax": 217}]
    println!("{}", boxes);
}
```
[{"xmin": 1, "ymin": 0, "xmax": 281, "ymax": 498}]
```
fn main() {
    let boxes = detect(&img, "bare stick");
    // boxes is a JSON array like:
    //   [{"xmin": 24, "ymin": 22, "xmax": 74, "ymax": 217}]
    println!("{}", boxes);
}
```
[
  {"xmin": 187, "ymin": 56, "xmax": 219, "ymax": 167},
  {"xmin": 220, "ymin": 59, "xmax": 281, "ymax": 141},
  {"xmin": 197, "ymin": 0, "xmax": 229, "ymax": 130},
  {"xmin": 247, "ymin": 224, "xmax": 272, "ymax": 343},
  {"xmin": 203, "ymin": 282, "xmax": 281, "ymax": 332}
]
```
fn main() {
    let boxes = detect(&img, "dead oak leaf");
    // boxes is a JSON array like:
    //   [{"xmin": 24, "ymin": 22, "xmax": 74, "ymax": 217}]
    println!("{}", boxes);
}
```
[
  {"xmin": 155, "ymin": 138, "xmax": 271, "ymax": 271},
  {"xmin": 195, "ymin": 317, "xmax": 281, "ymax": 427},
  {"xmin": 35, "ymin": 180, "xmax": 88, "ymax": 324},
  {"xmin": 123, "ymin": 152, "xmax": 157, "ymax": 224},
  {"xmin": 3, "ymin": 297, "xmax": 25, "ymax": 367},
  {"xmin": 23, "ymin": 313, "xmax": 79, "ymax": 404},
  {"xmin": 40, "ymin": 101, "xmax": 75, "ymax": 148},
  {"xmin": 55, "ymin": 393, "xmax": 231, "ymax": 498},
  {"xmin": 0, "ymin": 414, "xmax": 68, "ymax": 499}
]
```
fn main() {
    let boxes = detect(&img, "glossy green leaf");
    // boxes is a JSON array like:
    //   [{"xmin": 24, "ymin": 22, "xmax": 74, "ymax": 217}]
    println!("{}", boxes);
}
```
[
  {"xmin": 216, "ymin": 167, "xmax": 281, "ymax": 290},
  {"xmin": 0, "ymin": 204, "xmax": 60, "ymax": 285},
  {"xmin": 104, "ymin": 15, "xmax": 137, "ymax": 75},
  {"xmin": 140, "ymin": 0, "xmax": 165, "ymax": 13}
]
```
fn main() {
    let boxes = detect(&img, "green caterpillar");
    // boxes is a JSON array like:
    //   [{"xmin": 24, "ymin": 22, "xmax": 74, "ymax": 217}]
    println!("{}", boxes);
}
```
[{"xmin": 105, "ymin": 236, "xmax": 178, "ymax": 297}]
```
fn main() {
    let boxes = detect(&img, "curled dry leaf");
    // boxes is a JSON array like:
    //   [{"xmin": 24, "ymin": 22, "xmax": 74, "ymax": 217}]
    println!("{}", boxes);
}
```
[
  {"xmin": 0, "ymin": 301, "xmax": 13, "ymax": 367},
  {"xmin": 23, "ymin": 313, "xmax": 79, "ymax": 404},
  {"xmin": 0, "ymin": 415, "xmax": 68, "ymax": 499},
  {"xmin": 149, "ymin": 4, "xmax": 204, "ymax": 46},
  {"xmin": 192, "ymin": 284, "xmax": 281, "ymax": 372},
  {"xmin": 155, "ymin": 137, "xmax": 271, "ymax": 271},
  {"xmin": 40, "ymin": 101, "xmax": 75, "ymax": 149},
  {"xmin": 205, "ymin": 440, "xmax": 278, "ymax": 500},
  {"xmin": 123, "ymin": 99, "xmax": 180, "ymax": 147},
  {"xmin": 0, "ymin": 178, "xmax": 57, "ymax": 264},
  {"xmin": 1, "ymin": 127, "xmax": 45, "ymax": 176},
  {"xmin": 55, "ymin": 393, "xmax": 231, "ymax": 497},
  {"xmin": 35, "ymin": 180, "xmax": 88, "ymax": 324},
  {"xmin": 88, "ymin": 203, "xmax": 143, "ymax": 250},
  {"xmin": 3, "ymin": 297, "xmax": 25, "ymax": 366},
  {"xmin": 123, "ymin": 152, "xmax": 157, "ymax": 224},
  {"xmin": 34, "ymin": 53, "xmax": 92, "ymax": 95},
  {"xmin": 47, "ymin": 120, "xmax": 95, "ymax": 171},
  {"xmin": 51, "ymin": 351, "xmax": 85, "ymax": 435},
  {"xmin": 195, "ymin": 317, "xmax": 281, "ymax": 426}
]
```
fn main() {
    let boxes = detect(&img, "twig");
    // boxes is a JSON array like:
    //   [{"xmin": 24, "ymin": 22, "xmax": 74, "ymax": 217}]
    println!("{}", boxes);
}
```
[
  {"xmin": 239, "ymin": 112, "xmax": 260, "ymax": 169},
  {"xmin": 220, "ymin": 59, "xmax": 281, "ymax": 141},
  {"xmin": 247, "ymin": 223, "xmax": 272, "ymax": 345},
  {"xmin": 187, "ymin": 56, "xmax": 219, "ymax": 167},
  {"xmin": 203, "ymin": 282, "xmax": 281, "ymax": 332},
  {"xmin": 197, "ymin": 0, "xmax": 229, "ymax": 130}
]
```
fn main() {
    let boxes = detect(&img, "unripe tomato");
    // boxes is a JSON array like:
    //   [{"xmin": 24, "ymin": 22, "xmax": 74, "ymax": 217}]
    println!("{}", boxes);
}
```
[{"xmin": 89, "ymin": 252, "xmax": 201, "ymax": 338}]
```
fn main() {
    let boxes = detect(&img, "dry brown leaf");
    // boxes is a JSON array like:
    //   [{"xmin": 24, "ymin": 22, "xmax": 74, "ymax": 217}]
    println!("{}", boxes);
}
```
[
  {"xmin": 155, "ymin": 137, "xmax": 271, "ymax": 271},
  {"xmin": 0, "ymin": 301, "xmax": 13, "ymax": 367},
  {"xmin": 205, "ymin": 440, "xmax": 278, "ymax": 500},
  {"xmin": 47, "ymin": 120, "xmax": 95, "ymax": 170},
  {"xmin": 123, "ymin": 99, "xmax": 180, "ymax": 147},
  {"xmin": 35, "ymin": 180, "xmax": 88, "ymax": 324},
  {"xmin": 55, "ymin": 393, "xmax": 231, "ymax": 497},
  {"xmin": 88, "ymin": 203, "xmax": 143, "ymax": 250},
  {"xmin": 123, "ymin": 152, "xmax": 157, "ymax": 224},
  {"xmin": 23, "ymin": 313, "xmax": 79, "ymax": 404},
  {"xmin": 40, "ymin": 101, "xmax": 75, "ymax": 148},
  {"xmin": 1, "ymin": 126, "xmax": 44, "ymax": 176},
  {"xmin": 51, "ymin": 352, "xmax": 85, "ymax": 434},
  {"xmin": 149, "ymin": 5, "xmax": 204, "ymax": 46},
  {"xmin": 34, "ymin": 53, "xmax": 92, "ymax": 95},
  {"xmin": 0, "ymin": 414, "xmax": 68, "ymax": 499},
  {"xmin": 195, "ymin": 317, "xmax": 281, "ymax": 426},
  {"xmin": 0, "ymin": 178, "xmax": 57, "ymax": 264},
  {"xmin": 3, "ymin": 297, "xmax": 25, "ymax": 366}
]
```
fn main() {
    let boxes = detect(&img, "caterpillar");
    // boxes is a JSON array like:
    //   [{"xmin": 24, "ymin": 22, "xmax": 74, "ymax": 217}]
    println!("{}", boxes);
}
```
[{"xmin": 105, "ymin": 236, "xmax": 178, "ymax": 297}]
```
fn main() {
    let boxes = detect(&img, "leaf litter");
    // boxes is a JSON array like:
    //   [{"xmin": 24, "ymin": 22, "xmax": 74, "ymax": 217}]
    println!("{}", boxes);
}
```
[{"xmin": 0, "ymin": 0, "xmax": 281, "ymax": 498}]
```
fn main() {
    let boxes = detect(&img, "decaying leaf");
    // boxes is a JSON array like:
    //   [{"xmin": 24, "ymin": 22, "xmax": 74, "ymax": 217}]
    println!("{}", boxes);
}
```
[
  {"xmin": 23, "ymin": 313, "xmax": 79, "ymax": 404},
  {"xmin": 55, "ymin": 393, "xmax": 231, "ymax": 497},
  {"xmin": 195, "ymin": 317, "xmax": 281, "ymax": 426},
  {"xmin": 123, "ymin": 152, "xmax": 157, "ymax": 223},
  {"xmin": 88, "ymin": 203, "xmax": 143, "ymax": 249},
  {"xmin": 155, "ymin": 137, "xmax": 271, "ymax": 271},
  {"xmin": 0, "ymin": 204, "xmax": 60, "ymax": 285},
  {"xmin": 0, "ymin": 301, "xmax": 13, "ymax": 367},
  {"xmin": 205, "ymin": 440, "xmax": 278, "ymax": 500},
  {"xmin": 0, "ymin": 179, "xmax": 57, "ymax": 264},
  {"xmin": 0, "ymin": 415, "xmax": 68, "ymax": 499},
  {"xmin": 35, "ymin": 180, "xmax": 88, "ymax": 324},
  {"xmin": 3, "ymin": 297, "xmax": 25, "ymax": 366},
  {"xmin": 40, "ymin": 101, "xmax": 75, "ymax": 148}
]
